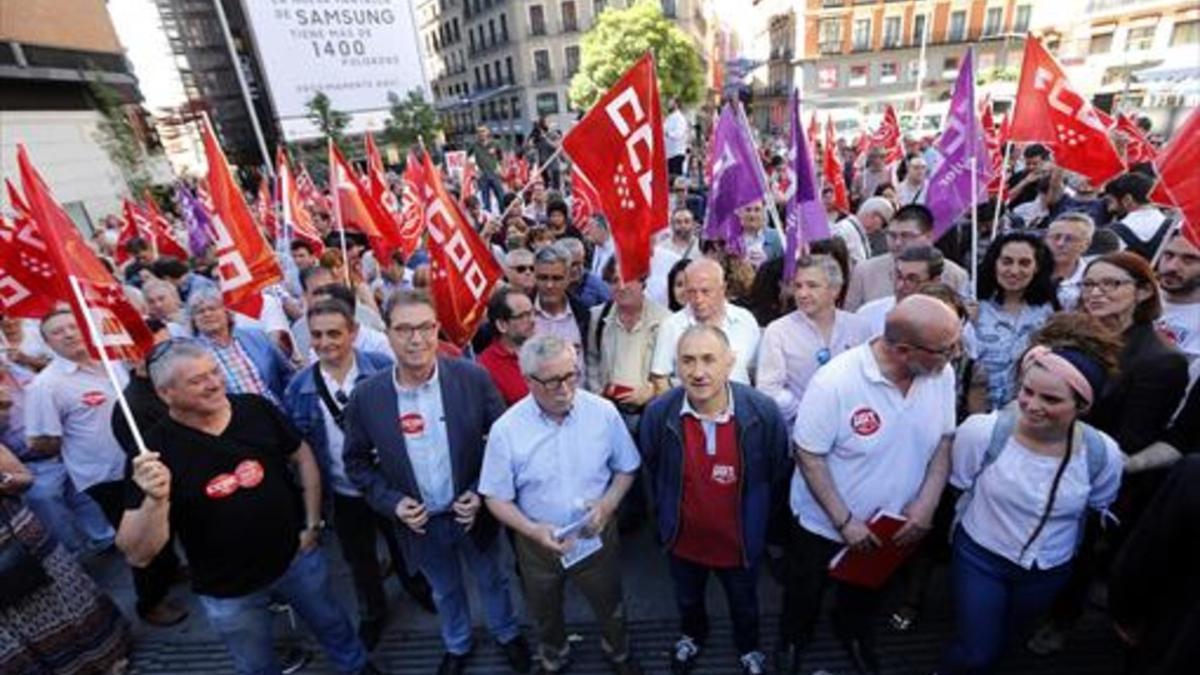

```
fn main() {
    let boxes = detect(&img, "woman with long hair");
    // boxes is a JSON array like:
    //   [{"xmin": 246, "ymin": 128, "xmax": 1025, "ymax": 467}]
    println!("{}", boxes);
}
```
[
  {"xmin": 968, "ymin": 232, "xmax": 1058, "ymax": 413},
  {"xmin": 941, "ymin": 319, "xmax": 1124, "ymax": 673}
]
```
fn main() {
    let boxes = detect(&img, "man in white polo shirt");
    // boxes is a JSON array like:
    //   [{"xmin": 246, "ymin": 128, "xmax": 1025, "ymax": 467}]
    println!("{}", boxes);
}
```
[
  {"xmin": 650, "ymin": 258, "xmax": 761, "ymax": 390},
  {"xmin": 776, "ymin": 295, "xmax": 959, "ymax": 675}
]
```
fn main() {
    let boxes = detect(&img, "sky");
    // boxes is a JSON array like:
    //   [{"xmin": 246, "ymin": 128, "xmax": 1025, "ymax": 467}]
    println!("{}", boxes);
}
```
[{"xmin": 108, "ymin": 0, "xmax": 187, "ymax": 112}]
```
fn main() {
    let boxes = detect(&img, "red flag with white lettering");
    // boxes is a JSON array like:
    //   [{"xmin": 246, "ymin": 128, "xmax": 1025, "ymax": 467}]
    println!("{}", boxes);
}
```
[
  {"xmin": 142, "ymin": 192, "xmax": 190, "ymax": 261},
  {"xmin": 0, "ymin": 182, "xmax": 58, "ymax": 319},
  {"xmin": 1116, "ymin": 113, "xmax": 1158, "ymax": 167},
  {"xmin": 201, "ymin": 118, "xmax": 283, "ymax": 318},
  {"xmin": 418, "ymin": 151, "xmax": 502, "ymax": 346},
  {"xmin": 980, "ymin": 99, "xmax": 1005, "ymax": 196},
  {"xmin": 869, "ymin": 105, "xmax": 904, "ymax": 164},
  {"xmin": 257, "ymin": 175, "xmax": 278, "ymax": 241},
  {"xmin": 116, "ymin": 199, "xmax": 150, "ymax": 265},
  {"xmin": 460, "ymin": 158, "xmax": 477, "ymax": 209},
  {"xmin": 823, "ymin": 117, "xmax": 850, "ymax": 213},
  {"xmin": 571, "ymin": 165, "xmax": 603, "ymax": 232},
  {"xmin": 1152, "ymin": 110, "xmax": 1200, "ymax": 250},
  {"xmin": 17, "ymin": 145, "xmax": 153, "ymax": 360},
  {"xmin": 330, "ymin": 141, "xmax": 409, "ymax": 263},
  {"xmin": 562, "ymin": 52, "xmax": 668, "ymax": 282},
  {"xmin": 1009, "ymin": 37, "xmax": 1124, "ymax": 186},
  {"xmin": 398, "ymin": 152, "xmax": 428, "ymax": 254},
  {"xmin": 363, "ymin": 134, "xmax": 420, "ymax": 258}
]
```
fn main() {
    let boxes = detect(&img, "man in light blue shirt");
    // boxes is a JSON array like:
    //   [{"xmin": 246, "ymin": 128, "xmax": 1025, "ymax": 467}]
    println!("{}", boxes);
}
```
[{"xmin": 480, "ymin": 335, "xmax": 642, "ymax": 675}]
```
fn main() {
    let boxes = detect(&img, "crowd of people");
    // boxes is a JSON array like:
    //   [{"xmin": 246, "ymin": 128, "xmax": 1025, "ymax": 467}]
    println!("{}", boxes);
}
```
[{"xmin": 1, "ymin": 108, "xmax": 1198, "ymax": 675}]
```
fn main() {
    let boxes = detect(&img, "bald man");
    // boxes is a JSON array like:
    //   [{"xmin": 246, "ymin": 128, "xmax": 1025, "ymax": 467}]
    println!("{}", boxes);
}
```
[
  {"xmin": 649, "ymin": 258, "xmax": 762, "ymax": 392},
  {"xmin": 777, "ymin": 296, "xmax": 960, "ymax": 674}
]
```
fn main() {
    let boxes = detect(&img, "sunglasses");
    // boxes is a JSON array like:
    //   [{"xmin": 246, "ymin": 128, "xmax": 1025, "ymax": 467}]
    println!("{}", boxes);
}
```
[
  {"xmin": 512, "ymin": 265, "xmax": 534, "ymax": 273},
  {"xmin": 146, "ymin": 337, "xmax": 204, "ymax": 370}
]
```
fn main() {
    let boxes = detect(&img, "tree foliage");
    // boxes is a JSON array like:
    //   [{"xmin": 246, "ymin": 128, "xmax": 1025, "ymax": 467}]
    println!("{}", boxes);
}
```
[
  {"xmin": 305, "ymin": 91, "xmax": 351, "ymax": 154},
  {"xmin": 382, "ymin": 89, "xmax": 443, "ymax": 150},
  {"xmin": 569, "ymin": 0, "xmax": 704, "ymax": 110},
  {"xmin": 87, "ymin": 77, "xmax": 151, "ymax": 196}
]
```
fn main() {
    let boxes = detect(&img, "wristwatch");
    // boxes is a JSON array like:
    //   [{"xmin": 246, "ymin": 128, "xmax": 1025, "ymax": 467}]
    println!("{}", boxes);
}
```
[{"xmin": 304, "ymin": 519, "xmax": 327, "ymax": 533}]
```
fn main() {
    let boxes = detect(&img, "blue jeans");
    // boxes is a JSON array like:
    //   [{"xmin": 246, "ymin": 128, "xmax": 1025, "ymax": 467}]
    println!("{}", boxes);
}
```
[
  {"xmin": 941, "ymin": 528, "xmax": 1073, "ymax": 674},
  {"xmin": 198, "ymin": 547, "xmax": 367, "ymax": 675},
  {"xmin": 476, "ymin": 173, "xmax": 505, "ymax": 213},
  {"xmin": 407, "ymin": 515, "xmax": 520, "ymax": 655},
  {"xmin": 668, "ymin": 554, "xmax": 761, "ymax": 656},
  {"xmin": 24, "ymin": 458, "xmax": 113, "ymax": 554}
]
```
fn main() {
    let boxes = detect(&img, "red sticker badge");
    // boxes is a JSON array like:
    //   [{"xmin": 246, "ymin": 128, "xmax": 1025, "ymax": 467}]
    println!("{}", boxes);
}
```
[
  {"xmin": 399, "ymin": 412, "xmax": 425, "ymax": 436},
  {"xmin": 204, "ymin": 473, "xmax": 240, "ymax": 499},
  {"xmin": 234, "ymin": 460, "xmax": 264, "ymax": 489},
  {"xmin": 849, "ymin": 407, "xmax": 882, "ymax": 437},
  {"xmin": 81, "ymin": 390, "xmax": 107, "ymax": 407}
]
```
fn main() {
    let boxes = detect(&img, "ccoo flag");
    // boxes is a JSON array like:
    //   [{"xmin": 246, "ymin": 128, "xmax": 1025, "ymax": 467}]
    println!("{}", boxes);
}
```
[{"xmin": 927, "ymin": 48, "xmax": 992, "ymax": 241}]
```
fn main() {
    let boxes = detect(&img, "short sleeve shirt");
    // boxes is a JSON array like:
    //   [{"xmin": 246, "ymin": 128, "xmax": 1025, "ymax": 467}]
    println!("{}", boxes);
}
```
[
  {"xmin": 651, "ymin": 304, "xmax": 762, "ymax": 385},
  {"xmin": 789, "ymin": 343, "xmax": 956, "ymax": 541},
  {"xmin": 135, "ymin": 394, "xmax": 304, "ymax": 598},
  {"xmin": 479, "ymin": 390, "xmax": 641, "ymax": 527},
  {"xmin": 24, "ymin": 358, "xmax": 129, "ymax": 490}
]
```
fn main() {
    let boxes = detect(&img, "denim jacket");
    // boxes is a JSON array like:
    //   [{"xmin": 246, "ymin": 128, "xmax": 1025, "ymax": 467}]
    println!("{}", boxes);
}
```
[{"xmin": 973, "ymin": 301, "xmax": 1055, "ymax": 411}]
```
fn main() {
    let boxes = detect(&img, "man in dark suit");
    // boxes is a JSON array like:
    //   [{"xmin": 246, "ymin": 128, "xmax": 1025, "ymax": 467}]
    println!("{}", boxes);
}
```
[{"xmin": 342, "ymin": 289, "xmax": 531, "ymax": 675}]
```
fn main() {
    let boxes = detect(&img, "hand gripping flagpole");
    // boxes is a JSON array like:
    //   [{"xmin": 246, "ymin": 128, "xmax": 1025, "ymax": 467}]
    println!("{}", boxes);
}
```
[{"xmin": 66, "ymin": 275, "xmax": 150, "ymax": 456}]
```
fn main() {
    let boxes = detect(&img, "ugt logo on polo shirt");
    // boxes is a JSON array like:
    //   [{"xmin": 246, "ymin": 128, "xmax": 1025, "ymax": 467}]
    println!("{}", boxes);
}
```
[
  {"xmin": 399, "ymin": 412, "xmax": 425, "ymax": 436},
  {"xmin": 850, "ymin": 407, "xmax": 882, "ymax": 437},
  {"xmin": 81, "ymin": 390, "xmax": 108, "ymax": 407}
]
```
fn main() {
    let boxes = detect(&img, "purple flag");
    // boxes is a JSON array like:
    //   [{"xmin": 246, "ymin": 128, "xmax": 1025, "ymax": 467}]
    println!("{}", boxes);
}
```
[
  {"xmin": 176, "ymin": 184, "xmax": 214, "ymax": 258},
  {"xmin": 783, "ymin": 91, "xmax": 831, "ymax": 280},
  {"xmin": 927, "ymin": 48, "xmax": 992, "ymax": 240},
  {"xmin": 704, "ymin": 104, "xmax": 768, "ymax": 256}
]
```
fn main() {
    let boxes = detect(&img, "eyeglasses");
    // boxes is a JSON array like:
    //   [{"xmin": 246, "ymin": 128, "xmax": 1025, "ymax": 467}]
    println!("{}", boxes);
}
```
[
  {"xmin": 1081, "ymin": 278, "xmax": 1136, "ymax": 294},
  {"xmin": 536, "ymin": 274, "xmax": 566, "ymax": 283},
  {"xmin": 905, "ymin": 341, "xmax": 960, "ymax": 359},
  {"xmin": 390, "ymin": 322, "xmax": 438, "ymax": 339},
  {"xmin": 528, "ymin": 371, "xmax": 577, "ymax": 389},
  {"xmin": 512, "ymin": 265, "xmax": 534, "ymax": 273}
]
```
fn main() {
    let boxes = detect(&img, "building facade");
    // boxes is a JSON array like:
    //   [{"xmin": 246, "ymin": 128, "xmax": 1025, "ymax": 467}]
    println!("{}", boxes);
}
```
[
  {"xmin": 420, "ymin": 0, "xmax": 710, "ymax": 146},
  {"xmin": 795, "ymin": 0, "xmax": 1035, "ymax": 115},
  {"xmin": 1, "ymin": 0, "xmax": 151, "ymax": 228}
]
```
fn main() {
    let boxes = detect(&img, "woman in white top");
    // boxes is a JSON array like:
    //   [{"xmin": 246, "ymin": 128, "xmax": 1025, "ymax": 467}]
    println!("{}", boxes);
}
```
[{"xmin": 941, "ymin": 344, "xmax": 1124, "ymax": 673}]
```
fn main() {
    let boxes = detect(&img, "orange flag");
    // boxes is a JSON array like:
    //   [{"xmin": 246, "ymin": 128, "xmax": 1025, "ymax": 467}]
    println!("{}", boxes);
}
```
[
  {"xmin": 276, "ymin": 148, "xmax": 325, "ymax": 254},
  {"xmin": 329, "ymin": 140, "xmax": 407, "ymax": 262}
]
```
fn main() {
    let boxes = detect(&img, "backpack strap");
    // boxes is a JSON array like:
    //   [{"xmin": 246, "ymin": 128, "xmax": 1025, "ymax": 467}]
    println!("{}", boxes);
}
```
[{"xmin": 952, "ymin": 407, "xmax": 1018, "ymax": 540}]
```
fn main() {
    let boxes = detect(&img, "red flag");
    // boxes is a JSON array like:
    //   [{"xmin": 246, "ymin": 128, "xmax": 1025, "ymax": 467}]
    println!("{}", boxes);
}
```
[
  {"xmin": 17, "ymin": 146, "xmax": 153, "ymax": 360},
  {"xmin": 330, "ymin": 141, "xmax": 409, "ymax": 263},
  {"xmin": 276, "ymin": 148, "xmax": 326, "ymax": 255},
  {"xmin": 256, "ymin": 175, "xmax": 278, "ymax": 241},
  {"xmin": 295, "ymin": 162, "xmax": 329, "ymax": 214},
  {"xmin": 398, "ymin": 152, "xmax": 428, "ymax": 253},
  {"xmin": 980, "ymin": 99, "xmax": 1005, "ymax": 196},
  {"xmin": 142, "ymin": 193, "xmax": 190, "ymax": 261},
  {"xmin": 823, "ymin": 117, "xmax": 850, "ymax": 214},
  {"xmin": 1009, "ymin": 37, "xmax": 1124, "ymax": 186},
  {"xmin": 0, "ymin": 186, "xmax": 58, "ymax": 319},
  {"xmin": 460, "ymin": 158, "xmax": 477, "ymax": 208},
  {"xmin": 1116, "ymin": 113, "xmax": 1158, "ymax": 166},
  {"xmin": 363, "ymin": 135, "xmax": 420, "ymax": 258},
  {"xmin": 571, "ymin": 165, "xmax": 604, "ymax": 232},
  {"xmin": 1152, "ymin": 110, "xmax": 1200, "ymax": 250},
  {"xmin": 561, "ymin": 52, "xmax": 668, "ymax": 282},
  {"xmin": 116, "ymin": 199, "xmax": 150, "ymax": 265},
  {"xmin": 200, "ymin": 118, "xmax": 283, "ymax": 318},
  {"xmin": 869, "ymin": 105, "xmax": 904, "ymax": 164},
  {"xmin": 418, "ymin": 151, "xmax": 502, "ymax": 346}
]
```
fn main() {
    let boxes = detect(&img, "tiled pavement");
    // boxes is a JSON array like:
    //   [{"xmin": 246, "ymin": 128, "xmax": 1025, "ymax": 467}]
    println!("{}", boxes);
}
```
[{"xmin": 86, "ymin": 526, "xmax": 1124, "ymax": 674}]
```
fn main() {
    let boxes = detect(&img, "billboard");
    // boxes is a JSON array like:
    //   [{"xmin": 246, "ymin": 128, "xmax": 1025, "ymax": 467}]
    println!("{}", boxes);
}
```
[{"xmin": 240, "ymin": 0, "xmax": 427, "ymax": 141}]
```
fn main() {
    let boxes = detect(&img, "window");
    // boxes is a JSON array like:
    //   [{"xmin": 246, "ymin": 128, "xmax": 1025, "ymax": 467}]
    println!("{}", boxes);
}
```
[
  {"xmin": 949, "ymin": 10, "xmax": 967, "ymax": 42},
  {"xmin": 1172, "ymin": 19, "xmax": 1200, "ymax": 46},
  {"xmin": 534, "ymin": 49, "xmax": 551, "ymax": 81},
  {"xmin": 1013, "ymin": 5, "xmax": 1031, "ymax": 33},
  {"xmin": 562, "ymin": 1, "xmax": 578, "ymax": 31},
  {"xmin": 912, "ymin": 14, "xmax": 927, "ymax": 45},
  {"xmin": 849, "ymin": 64, "xmax": 869, "ymax": 87},
  {"xmin": 880, "ymin": 61, "xmax": 899, "ymax": 84},
  {"xmin": 565, "ymin": 45, "xmax": 580, "ymax": 77},
  {"xmin": 1127, "ymin": 26, "xmax": 1156, "ymax": 51},
  {"xmin": 511, "ymin": 95, "xmax": 522, "ymax": 120},
  {"xmin": 818, "ymin": 65, "xmax": 838, "ymax": 89},
  {"xmin": 474, "ymin": 67, "xmax": 482, "ymax": 88},
  {"xmin": 500, "ymin": 14, "xmax": 509, "ymax": 40},
  {"xmin": 489, "ymin": 19, "xmax": 497, "ymax": 45},
  {"xmin": 506, "ymin": 56, "xmax": 515, "ymax": 84},
  {"xmin": 883, "ymin": 16, "xmax": 901, "ymax": 48},
  {"xmin": 943, "ymin": 56, "xmax": 959, "ymax": 78},
  {"xmin": 853, "ymin": 19, "xmax": 871, "ymax": 51},
  {"xmin": 984, "ymin": 7, "xmax": 1003, "ymax": 37},
  {"xmin": 594, "ymin": 0, "xmax": 608, "ymax": 15},
  {"xmin": 908, "ymin": 59, "xmax": 922, "ymax": 82},
  {"xmin": 536, "ymin": 92, "xmax": 560, "ymax": 114},
  {"xmin": 820, "ymin": 18, "xmax": 843, "ymax": 53},
  {"xmin": 530, "ymin": 5, "xmax": 546, "ymax": 36},
  {"xmin": 1089, "ymin": 32, "xmax": 1113, "ymax": 54},
  {"xmin": 468, "ymin": 29, "xmax": 476, "ymax": 52},
  {"xmin": 662, "ymin": 0, "xmax": 677, "ymax": 19},
  {"xmin": 453, "ymin": 19, "xmax": 461, "ymax": 43},
  {"xmin": 484, "ymin": 63, "xmax": 493, "ymax": 87}
]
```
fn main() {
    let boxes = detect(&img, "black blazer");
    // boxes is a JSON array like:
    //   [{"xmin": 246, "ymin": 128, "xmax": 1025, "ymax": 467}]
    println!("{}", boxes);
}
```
[{"xmin": 342, "ymin": 356, "xmax": 507, "ymax": 552}]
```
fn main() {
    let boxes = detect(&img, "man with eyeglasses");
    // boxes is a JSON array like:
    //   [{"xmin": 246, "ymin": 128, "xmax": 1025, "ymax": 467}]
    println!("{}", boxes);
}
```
[
  {"xmin": 855, "ymin": 246, "xmax": 944, "ymax": 336},
  {"xmin": 1046, "ymin": 213, "xmax": 1096, "ymax": 310},
  {"xmin": 342, "ymin": 289, "xmax": 531, "ymax": 675},
  {"xmin": 283, "ymin": 298, "xmax": 434, "ymax": 651},
  {"xmin": 116, "ymin": 340, "xmax": 377, "ymax": 675},
  {"xmin": 480, "ymin": 334, "xmax": 643, "ymax": 674},
  {"xmin": 843, "ymin": 204, "xmax": 969, "ymax": 310},
  {"xmin": 478, "ymin": 287, "xmax": 537, "ymax": 406},
  {"xmin": 504, "ymin": 248, "xmax": 537, "ymax": 296},
  {"xmin": 778, "ymin": 295, "xmax": 959, "ymax": 674},
  {"xmin": 532, "ymin": 244, "xmax": 590, "ymax": 379}
]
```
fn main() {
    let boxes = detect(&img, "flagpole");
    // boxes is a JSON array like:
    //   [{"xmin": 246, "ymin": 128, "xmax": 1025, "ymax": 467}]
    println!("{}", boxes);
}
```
[
  {"xmin": 496, "ymin": 144, "xmax": 566, "ymax": 222},
  {"xmin": 328, "ymin": 141, "xmax": 353, "ymax": 287},
  {"xmin": 66, "ymin": 275, "xmax": 150, "ymax": 456},
  {"xmin": 969, "ymin": 48, "xmax": 980, "ymax": 300},
  {"xmin": 212, "ymin": 0, "xmax": 273, "ymax": 176},
  {"xmin": 991, "ymin": 140, "xmax": 1013, "ymax": 240}
]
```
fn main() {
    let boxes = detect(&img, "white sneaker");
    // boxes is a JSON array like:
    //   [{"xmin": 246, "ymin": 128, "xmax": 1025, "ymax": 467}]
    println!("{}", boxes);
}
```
[
  {"xmin": 740, "ymin": 650, "xmax": 767, "ymax": 674},
  {"xmin": 670, "ymin": 636, "xmax": 700, "ymax": 673}
]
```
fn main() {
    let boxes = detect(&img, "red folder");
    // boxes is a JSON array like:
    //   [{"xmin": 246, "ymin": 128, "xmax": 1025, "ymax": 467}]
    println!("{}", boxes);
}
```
[{"xmin": 827, "ymin": 511, "xmax": 914, "ymax": 589}]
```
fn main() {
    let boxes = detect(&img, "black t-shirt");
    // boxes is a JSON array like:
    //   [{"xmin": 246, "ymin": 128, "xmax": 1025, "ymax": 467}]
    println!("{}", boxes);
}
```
[{"xmin": 130, "ymin": 394, "xmax": 304, "ymax": 598}]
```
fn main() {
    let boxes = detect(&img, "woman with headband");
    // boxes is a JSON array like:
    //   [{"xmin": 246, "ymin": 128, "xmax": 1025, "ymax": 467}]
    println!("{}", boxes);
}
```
[{"xmin": 938, "ymin": 341, "xmax": 1125, "ymax": 674}]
